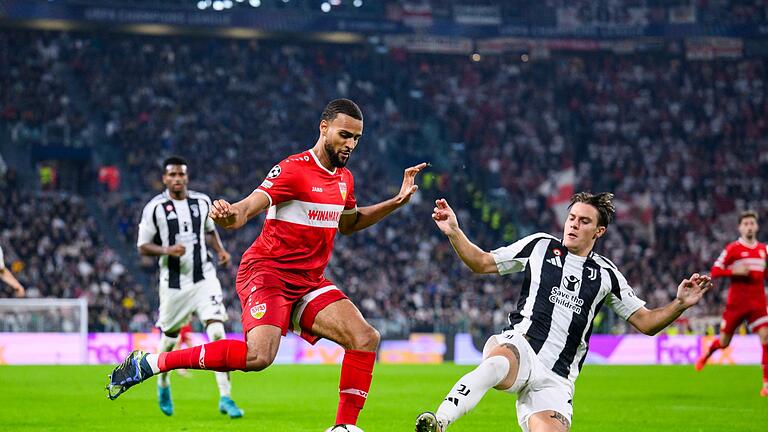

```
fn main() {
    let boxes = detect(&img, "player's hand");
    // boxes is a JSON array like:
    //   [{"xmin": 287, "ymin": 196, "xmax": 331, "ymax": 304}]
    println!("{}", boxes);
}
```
[
  {"xmin": 394, "ymin": 162, "xmax": 428, "ymax": 206},
  {"xmin": 166, "ymin": 244, "xmax": 186, "ymax": 257},
  {"xmin": 210, "ymin": 199, "xmax": 239, "ymax": 228},
  {"xmin": 13, "ymin": 285, "xmax": 25, "ymax": 298},
  {"xmin": 675, "ymin": 273, "xmax": 712, "ymax": 308},
  {"xmin": 218, "ymin": 250, "xmax": 231, "ymax": 267},
  {"xmin": 731, "ymin": 264, "xmax": 750, "ymax": 277},
  {"xmin": 432, "ymin": 198, "xmax": 460, "ymax": 236}
]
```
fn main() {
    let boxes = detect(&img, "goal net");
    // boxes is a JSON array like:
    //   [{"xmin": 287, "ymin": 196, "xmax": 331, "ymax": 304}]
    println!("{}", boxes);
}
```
[{"xmin": 0, "ymin": 298, "xmax": 88, "ymax": 364}]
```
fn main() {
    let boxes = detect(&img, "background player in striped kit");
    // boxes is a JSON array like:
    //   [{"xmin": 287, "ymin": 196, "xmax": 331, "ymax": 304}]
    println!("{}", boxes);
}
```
[
  {"xmin": 416, "ymin": 192, "xmax": 712, "ymax": 432},
  {"xmin": 136, "ymin": 156, "xmax": 243, "ymax": 418},
  {"xmin": 695, "ymin": 210, "xmax": 768, "ymax": 397}
]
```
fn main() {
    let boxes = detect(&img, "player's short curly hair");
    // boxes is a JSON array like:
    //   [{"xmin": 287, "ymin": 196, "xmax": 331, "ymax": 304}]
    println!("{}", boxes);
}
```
[
  {"xmin": 569, "ymin": 192, "xmax": 616, "ymax": 227},
  {"xmin": 739, "ymin": 210, "xmax": 758, "ymax": 223},
  {"xmin": 321, "ymin": 98, "xmax": 363, "ymax": 123},
  {"xmin": 162, "ymin": 156, "xmax": 187, "ymax": 172}
]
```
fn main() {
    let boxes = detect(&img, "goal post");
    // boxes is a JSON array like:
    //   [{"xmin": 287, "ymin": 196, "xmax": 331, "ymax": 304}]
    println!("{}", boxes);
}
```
[{"xmin": 0, "ymin": 298, "xmax": 88, "ymax": 364}]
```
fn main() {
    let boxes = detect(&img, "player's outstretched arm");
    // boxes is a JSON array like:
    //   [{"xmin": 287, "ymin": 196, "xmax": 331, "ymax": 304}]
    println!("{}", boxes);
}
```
[
  {"xmin": 627, "ymin": 273, "xmax": 712, "ymax": 335},
  {"xmin": 138, "ymin": 243, "xmax": 186, "ymax": 258},
  {"xmin": 338, "ymin": 162, "xmax": 427, "ymax": 235},
  {"xmin": 205, "ymin": 229, "xmax": 231, "ymax": 266},
  {"xmin": 0, "ymin": 267, "xmax": 25, "ymax": 297},
  {"xmin": 432, "ymin": 198, "xmax": 498, "ymax": 274},
  {"xmin": 210, "ymin": 190, "xmax": 270, "ymax": 230}
]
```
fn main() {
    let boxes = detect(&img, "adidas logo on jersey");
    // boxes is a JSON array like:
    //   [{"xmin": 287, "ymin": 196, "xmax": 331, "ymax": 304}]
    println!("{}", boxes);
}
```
[{"xmin": 547, "ymin": 256, "xmax": 563, "ymax": 268}]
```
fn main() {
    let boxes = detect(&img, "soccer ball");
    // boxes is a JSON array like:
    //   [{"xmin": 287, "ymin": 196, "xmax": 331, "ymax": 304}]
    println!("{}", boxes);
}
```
[{"xmin": 324, "ymin": 425, "xmax": 364, "ymax": 432}]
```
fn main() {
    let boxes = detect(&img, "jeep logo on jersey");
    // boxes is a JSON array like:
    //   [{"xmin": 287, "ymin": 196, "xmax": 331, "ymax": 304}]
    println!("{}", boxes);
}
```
[
  {"xmin": 190, "ymin": 204, "xmax": 199, "ymax": 218},
  {"xmin": 267, "ymin": 165, "xmax": 282, "ymax": 179},
  {"xmin": 563, "ymin": 275, "xmax": 580, "ymax": 292},
  {"xmin": 339, "ymin": 182, "xmax": 347, "ymax": 201},
  {"xmin": 250, "ymin": 303, "xmax": 267, "ymax": 320}
]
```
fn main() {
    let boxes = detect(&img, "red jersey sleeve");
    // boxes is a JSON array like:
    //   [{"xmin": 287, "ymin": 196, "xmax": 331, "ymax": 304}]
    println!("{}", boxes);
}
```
[
  {"xmin": 256, "ymin": 159, "xmax": 300, "ymax": 206},
  {"xmin": 710, "ymin": 244, "xmax": 735, "ymax": 279},
  {"xmin": 341, "ymin": 171, "xmax": 357, "ymax": 214}
]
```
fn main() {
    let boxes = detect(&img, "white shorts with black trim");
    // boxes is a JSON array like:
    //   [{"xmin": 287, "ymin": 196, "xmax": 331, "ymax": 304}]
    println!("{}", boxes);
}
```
[
  {"xmin": 483, "ymin": 330, "xmax": 575, "ymax": 431},
  {"xmin": 155, "ymin": 277, "xmax": 227, "ymax": 333}
]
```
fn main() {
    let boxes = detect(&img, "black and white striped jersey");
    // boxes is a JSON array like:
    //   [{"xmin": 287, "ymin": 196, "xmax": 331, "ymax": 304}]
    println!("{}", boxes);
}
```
[
  {"xmin": 138, "ymin": 190, "xmax": 217, "ymax": 289},
  {"xmin": 492, "ymin": 232, "xmax": 645, "ymax": 383}
]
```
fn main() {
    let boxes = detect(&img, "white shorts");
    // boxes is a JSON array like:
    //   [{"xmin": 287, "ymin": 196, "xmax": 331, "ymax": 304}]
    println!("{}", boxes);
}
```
[
  {"xmin": 483, "ymin": 331, "xmax": 574, "ymax": 431},
  {"xmin": 155, "ymin": 277, "xmax": 227, "ymax": 333}
]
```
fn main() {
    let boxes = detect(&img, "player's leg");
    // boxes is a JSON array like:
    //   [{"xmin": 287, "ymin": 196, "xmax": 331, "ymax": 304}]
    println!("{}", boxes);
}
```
[
  {"xmin": 696, "ymin": 309, "xmax": 739, "ymax": 370},
  {"xmin": 416, "ymin": 333, "xmax": 528, "ymax": 432},
  {"xmin": 747, "ymin": 309, "xmax": 768, "ymax": 396},
  {"xmin": 526, "ymin": 411, "xmax": 570, "ymax": 432},
  {"xmin": 106, "ymin": 279, "xmax": 290, "ymax": 400},
  {"xmin": 153, "ymin": 285, "xmax": 193, "ymax": 416},
  {"xmin": 757, "ymin": 325, "xmax": 768, "ymax": 396},
  {"xmin": 157, "ymin": 329, "xmax": 180, "ymax": 416},
  {"xmin": 195, "ymin": 277, "xmax": 244, "ymax": 418},
  {"xmin": 310, "ymin": 297, "xmax": 379, "ymax": 427}
]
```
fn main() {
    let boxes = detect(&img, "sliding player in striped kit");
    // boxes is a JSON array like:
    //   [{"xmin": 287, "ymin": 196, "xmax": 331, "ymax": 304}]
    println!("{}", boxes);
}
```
[
  {"xmin": 108, "ymin": 99, "xmax": 426, "ymax": 431},
  {"xmin": 136, "ymin": 156, "xmax": 243, "ymax": 418},
  {"xmin": 417, "ymin": 192, "xmax": 712, "ymax": 432}
]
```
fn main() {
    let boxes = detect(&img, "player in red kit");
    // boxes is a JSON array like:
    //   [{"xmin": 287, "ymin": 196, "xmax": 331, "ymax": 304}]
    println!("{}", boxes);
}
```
[
  {"xmin": 106, "ymin": 99, "xmax": 428, "ymax": 428},
  {"xmin": 695, "ymin": 210, "xmax": 768, "ymax": 396}
]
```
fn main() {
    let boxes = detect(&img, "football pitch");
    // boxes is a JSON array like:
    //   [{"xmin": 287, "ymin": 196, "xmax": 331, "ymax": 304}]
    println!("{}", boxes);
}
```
[{"xmin": 1, "ymin": 364, "xmax": 765, "ymax": 431}]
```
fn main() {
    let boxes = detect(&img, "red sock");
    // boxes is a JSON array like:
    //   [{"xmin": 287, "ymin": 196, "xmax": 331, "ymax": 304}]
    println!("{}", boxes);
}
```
[
  {"xmin": 705, "ymin": 338, "xmax": 722, "ymax": 359},
  {"xmin": 335, "ymin": 350, "xmax": 376, "ymax": 425},
  {"xmin": 158, "ymin": 339, "xmax": 247, "ymax": 372},
  {"xmin": 762, "ymin": 344, "xmax": 768, "ymax": 384}
]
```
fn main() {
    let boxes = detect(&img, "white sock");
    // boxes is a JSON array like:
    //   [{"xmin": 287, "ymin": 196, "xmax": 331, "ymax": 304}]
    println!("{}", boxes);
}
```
[
  {"xmin": 157, "ymin": 334, "xmax": 178, "ymax": 387},
  {"xmin": 435, "ymin": 356, "xmax": 510, "ymax": 426},
  {"xmin": 206, "ymin": 322, "xmax": 231, "ymax": 398},
  {"xmin": 145, "ymin": 354, "xmax": 161, "ymax": 374}
]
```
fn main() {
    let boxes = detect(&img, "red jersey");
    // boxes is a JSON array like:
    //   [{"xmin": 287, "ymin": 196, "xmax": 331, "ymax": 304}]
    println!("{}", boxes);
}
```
[
  {"xmin": 710, "ymin": 238, "xmax": 768, "ymax": 308},
  {"xmin": 237, "ymin": 150, "xmax": 357, "ymax": 288}
]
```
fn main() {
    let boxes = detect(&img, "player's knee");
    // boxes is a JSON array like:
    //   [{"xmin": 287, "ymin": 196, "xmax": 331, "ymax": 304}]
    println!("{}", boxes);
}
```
[
  {"xmin": 245, "ymin": 345, "xmax": 277, "ymax": 371},
  {"xmin": 245, "ymin": 349, "xmax": 276, "ymax": 371},
  {"xmin": 348, "ymin": 325, "xmax": 380, "ymax": 351}
]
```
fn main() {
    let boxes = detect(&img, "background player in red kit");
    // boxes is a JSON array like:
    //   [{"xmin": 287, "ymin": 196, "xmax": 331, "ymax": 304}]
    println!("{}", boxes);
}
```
[
  {"xmin": 107, "ymin": 99, "xmax": 428, "ymax": 428},
  {"xmin": 695, "ymin": 210, "xmax": 768, "ymax": 396}
]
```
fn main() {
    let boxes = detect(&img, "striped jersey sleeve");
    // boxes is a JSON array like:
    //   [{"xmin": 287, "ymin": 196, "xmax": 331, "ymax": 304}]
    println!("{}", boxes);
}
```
[
  {"xmin": 491, "ymin": 233, "xmax": 558, "ymax": 275},
  {"xmin": 602, "ymin": 265, "xmax": 646, "ymax": 320}
]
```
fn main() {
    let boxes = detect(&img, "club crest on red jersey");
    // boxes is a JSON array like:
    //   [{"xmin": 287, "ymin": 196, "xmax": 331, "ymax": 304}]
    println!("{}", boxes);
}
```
[
  {"xmin": 339, "ymin": 182, "xmax": 348, "ymax": 201},
  {"xmin": 250, "ymin": 303, "xmax": 267, "ymax": 320}
]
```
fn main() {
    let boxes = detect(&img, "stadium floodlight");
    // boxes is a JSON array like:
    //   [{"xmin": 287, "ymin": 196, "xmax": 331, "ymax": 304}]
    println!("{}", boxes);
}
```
[
  {"xmin": 330, "ymin": 0, "xmax": 341, "ymax": 6},
  {"xmin": 321, "ymin": 2, "xmax": 331, "ymax": 13},
  {"xmin": 249, "ymin": 0, "xmax": 260, "ymax": 6},
  {"xmin": 223, "ymin": 0, "xmax": 233, "ymax": 8},
  {"xmin": 0, "ymin": 297, "xmax": 88, "ymax": 364},
  {"xmin": 353, "ymin": 0, "xmax": 363, "ymax": 7},
  {"xmin": 213, "ymin": 0, "xmax": 224, "ymax": 10},
  {"xmin": 197, "ymin": 0, "xmax": 208, "ymax": 9}
]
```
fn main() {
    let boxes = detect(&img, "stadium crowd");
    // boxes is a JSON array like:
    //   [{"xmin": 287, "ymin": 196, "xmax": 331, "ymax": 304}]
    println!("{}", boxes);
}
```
[{"xmin": 1, "ymin": 28, "xmax": 766, "ymax": 338}]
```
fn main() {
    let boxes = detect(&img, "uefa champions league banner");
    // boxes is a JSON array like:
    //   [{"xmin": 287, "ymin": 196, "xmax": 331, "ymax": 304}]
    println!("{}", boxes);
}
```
[{"xmin": 454, "ymin": 333, "xmax": 762, "ymax": 365}]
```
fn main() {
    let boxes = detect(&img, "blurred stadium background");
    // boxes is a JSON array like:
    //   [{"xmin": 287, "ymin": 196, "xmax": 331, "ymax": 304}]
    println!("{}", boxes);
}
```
[{"xmin": 0, "ymin": 0, "xmax": 767, "ymax": 430}]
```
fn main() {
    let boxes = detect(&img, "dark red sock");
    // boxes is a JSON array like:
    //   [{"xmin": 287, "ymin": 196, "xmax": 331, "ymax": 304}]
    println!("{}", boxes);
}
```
[
  {"xmin": 705, "ymin": 338, "xmax": 722, "ymax": 359},
  {"xmin": 335, "ymin": 350, "xmax": 376, "ymax": 425},
  {"xmin": 158, "ymin": 339, "xmax": 247, "ymax": 372},
  {"xmin": 762, "ymin": 344, "xmax": 768, "ymax": 384}
]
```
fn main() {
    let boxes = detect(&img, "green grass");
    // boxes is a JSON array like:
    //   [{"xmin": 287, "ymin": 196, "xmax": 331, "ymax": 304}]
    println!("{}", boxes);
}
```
[{"xmin": 0, "ymin": 364, "xmax": 765, "ymax": 431}]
